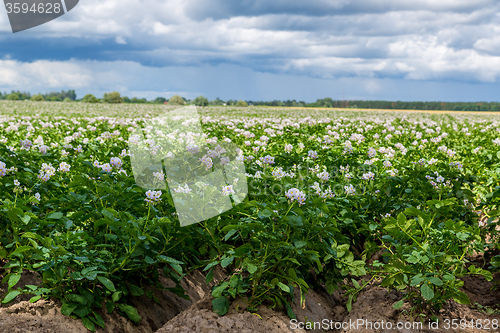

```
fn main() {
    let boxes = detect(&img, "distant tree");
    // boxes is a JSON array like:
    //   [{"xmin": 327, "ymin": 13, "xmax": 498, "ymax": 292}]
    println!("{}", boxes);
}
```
[
  {"xmin": 42, "ymin": 90, "xmax": 76, "ymax": 101},
  {"xmin": 153, "ymin": 97, "xmax": 166, "ymax": 104},
  {"xmin": 63, "ymin": 97, "xmax": 72, "ymax": 102},
  {"xmin": 31, "ymin": 94, "xmax": 45, "ymax": 101},
  {"xmin": 168, "ymin": 95, "xmax": 185, "ymax": 105},
  {"xmin": 6, "ymin": 94, "xmax": 19, "ymax": 100},
  {"xmin": 235, "ymin": 100, "xmax": 248, "ymax": 107},
  {"xmin": 131, "ymin": 97, "xmax": 147, "ymax": 103},
  {"xmin": 193, "ymin": 96, "xmax": 209, "ymax": 106},
  {"xmin": 66, "ymin": 89, "xmax": 77, "ymax": 101},
  {"xmin": 82, "ymin": 94, "xmax": 98, "ymax": 103},
  {"xmin": 122, "ymin": 96, "xmax": 131, "ymax": 103},
  {"xmin": 210, "ymin": 97, "xmax": 224, "ymax": 106},
  {"xmin": 103, "ymin": 91, "xmax": 122, "ymax": 103},
  {"xmin": 316, "ymin": 98, "xmax": 334, "ymax": 108},
  {"xmin": 7, "ymin": 91, "xmax": 30, "ymax": 100}
]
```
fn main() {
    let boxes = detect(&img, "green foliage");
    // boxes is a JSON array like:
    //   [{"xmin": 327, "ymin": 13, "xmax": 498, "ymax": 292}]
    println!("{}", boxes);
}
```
[
  {"xmin": 210, "ymin": 98, "xmax": 225, "ymax": 106},
  {"xmin": 316, "ymin": 97, "xmax": 334, "ymax": 108},
  {"xmin": 130, "ymin": 97, "xmax": 146, "ymax": 103},
  {"xmin": 6, "ymin": 94, "xmax": 19, "ymax": 100},
  {"xmin": 235, "ymin": 100, "xmax": 248, "ymax": 107},
  {"xmin": 103, "ymin": 92, "xmax": 122, "ymax": 104},
  {"xmin": 368, "ymin": 208, "xmax": 491, "ymax": 315},
  {"xmin": 168, "ymin": 95, "xmax": 185, "ymax": 105},
  {"xmin": 248, "ymin": 99, "xmax": 305, "ymax": 107},
  {"xmin": 43, "ymin": 90, "xmax": 76, "ymax": 101},
  {"xmin": 82, "ymin": 94, "xmax": 99, "ymax": 103},
  {"xmin": 31, "ymin": 94, "xmax": 45, "ymax": 102},
  {"xmin": 4, "ymin": 91, "xmax": 31, "ymax": 100},
  {"xmin": 193, "ymin": 96, "xmax": 209, "ymax": 107},
  {"xmin": 153, "ymin": 97, "xmax": 166, "ymax": 104}
]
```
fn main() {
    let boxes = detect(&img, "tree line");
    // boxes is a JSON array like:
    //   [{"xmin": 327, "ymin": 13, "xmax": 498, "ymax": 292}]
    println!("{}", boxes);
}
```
[
  {"xmin": 307, "ymin": 98, "xmax": 500, "ymax": 111},
  {"xmin": 1, "ymin": 90, "xmax": 500, "ymax": 111},
  {"xmin": 81, "ymin": 92, "xmax": 249, "ymax": 106},
  {"xmin": 0, "ymin": 90, "xmax": 76, "ymax": 101}
]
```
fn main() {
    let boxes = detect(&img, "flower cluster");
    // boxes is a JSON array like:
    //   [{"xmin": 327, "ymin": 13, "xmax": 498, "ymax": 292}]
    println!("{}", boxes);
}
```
[
  {"xmin": 386, "ymin": 169, "xmax": 398, "ymax": 177},
  {"xmin": 222, "ymin": 185, "xmax": 235, "ymax": 196},
  {"xmin": 20, "ymin": 139, "xmax": 32, "ymax": 150},
  {"xmin": 260, "ymin": 155, "xmax": 275, "ymax": 165},
  {"xmin": 39, "ymin": 145, "xmax": 49, "ymax": 154},
  {"xmin": 343, "ymin": 141, "xmax": 353, "ymax": 154},
  {"xmin": 100, "ymin": 163, "xmax": 112, "ymax": 172},
  {"xmin": 200, "ymin": 156, "xmax": 213, "ymax": 170},
  {"xmin": 173, "ymin": 184, "xmax": 192, "ymax": 194},
  {"xmin": 272, "ymin": 167, "xmax": 287, "ymax": 180},
  {"xmin": 285, "ymin": 188, "xmax": 306, "ymax": 205},
  {"xmin": 110, "ymin": 157, "xmax": 123, "ymax": 169},
  {"xmin": 361, "ymin": 172, "xmax": 375, "ymax": 180},
  {"xmin": 311, "ymin": 182, "xmax": 334, "ymax": 199},
  {"xmin": 449, "ymin": 161, "xmax": 463, "ymax": 170},
  {"xmin": 307, "ymin": 150, "xmax": 318, "ymax": 159},
  {"xmin": 38, "ymin": 163, "xmax": 56, "ymax": 182},
  {"xmin": 344, "ymin": 184, "xmax": 356, "ymax": 196},
  {"xmin": 145, "ymin": 190, "xmax": 162, "ymax": 204},
  {"xmin": 153, "ymin": 171, "xmax": 165, "ymax": 182},
  {"xmin": 0, "ymin": 161, "xmax": 6, "ymax": 176},
  {"xmin": 186, "ymin": 144, "xmax": 200, "ymax": 154},
  {"xmin": 58, "ymin": 162, "xmax": 71, "ymax": 172},
  {"xmin": 425, "ymin": 172, "xmax": 452, "ymax": 189},
  {"xmin": 317, "ymin": 171, "xmax": 330, "ymax": 181},
  {"xmin": 367, "ymin": 147, "xmax": 377, "ymax": 158}
]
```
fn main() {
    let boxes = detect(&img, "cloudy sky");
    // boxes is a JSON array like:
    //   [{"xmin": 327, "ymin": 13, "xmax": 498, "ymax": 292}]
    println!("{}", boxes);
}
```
[{"xmin": 1, "ymin": 0, "xmax": 500, "ymax": 102}]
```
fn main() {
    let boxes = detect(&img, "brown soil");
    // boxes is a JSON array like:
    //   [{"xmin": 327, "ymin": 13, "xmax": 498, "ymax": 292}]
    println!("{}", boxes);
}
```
[{"xmin": 1, "ymin": 268, "xmax": 499, "ymax": 333}]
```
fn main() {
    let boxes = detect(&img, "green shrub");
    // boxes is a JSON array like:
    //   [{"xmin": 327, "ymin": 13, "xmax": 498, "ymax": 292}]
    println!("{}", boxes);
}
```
[
  {"xmin": 103, "ymin": 92, "xmax": 122, "ymax": 103},
  {"xmin": 31, "ymin": 94, "xmax": 45, "ymax": 102},
  {"xmin": 193, "ymin": 96, "xmax": 209, "ymax": 107},
  {"xmin": 168, "ymin": 95, "xmax": 185, "ymax": 105},
  {"xmin": 82, "ymin": 94, "xmax": 99, "ymax": 103}
]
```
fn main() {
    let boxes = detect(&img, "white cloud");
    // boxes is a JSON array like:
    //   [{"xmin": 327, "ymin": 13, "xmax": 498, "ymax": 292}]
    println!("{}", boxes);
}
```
[
  {"xmin": 115, "ymin": 36, "xmax": 127, "ymax": 44},
  {"xmin": 0, "ymin": 60, "xmax": 93, "ymax": 88}
]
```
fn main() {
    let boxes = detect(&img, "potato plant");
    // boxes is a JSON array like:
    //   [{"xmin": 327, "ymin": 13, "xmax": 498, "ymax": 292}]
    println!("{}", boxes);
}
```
[{"xmin": 0, "ymin": 101, "xmax": 498, "ymax": 329}]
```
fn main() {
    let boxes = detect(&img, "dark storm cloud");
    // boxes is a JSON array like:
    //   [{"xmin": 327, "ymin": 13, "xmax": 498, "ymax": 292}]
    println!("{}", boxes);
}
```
[{"xmin": 184, "ymin": 0, "xmax": 496, "ymax": 20}]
